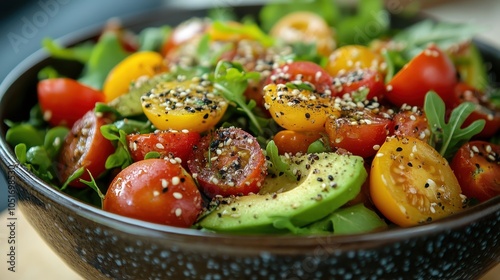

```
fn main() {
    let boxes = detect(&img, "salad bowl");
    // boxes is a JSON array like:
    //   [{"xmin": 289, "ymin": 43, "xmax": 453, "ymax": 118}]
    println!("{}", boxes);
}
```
[{"xmin": 1, "ymin": 3, "xmax": 499, "ymax": 280}]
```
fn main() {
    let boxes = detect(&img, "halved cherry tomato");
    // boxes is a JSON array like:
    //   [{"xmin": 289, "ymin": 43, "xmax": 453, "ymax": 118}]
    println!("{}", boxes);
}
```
[
  {"xmin": 266, "ymin": 61, "xmax": 335, "ymax": 96},
  {"xmin": 450, "ymin": 141, "xmax": 500, "ymax": 202},
  {"xmin": 103, "ymin": 51, "xmax": 167, "ymax": 102},
  {"xmin": 325, "ymin": 110, "xmax": 393, "ymax": 158},
  {"xmin": 273, "ymin": 130, "xmax": 323, "ymax": 155},
  {"xmin": 187, "ymin": 127, "xmax": 267, "ymax": 198},
  {"xmin": 141, "ymin": 79, "xmax": 228, "ymax": 133},
  {"xmin": 127, "ymin": 130, "xmax": 200, "ymax": 167},
  {"xmin": 57, "ymin": 111, "xmax": 115, "ymax": 187},
  {"xmin": 392, "ymin": 109, "xmax": 431, "ymax": 142},
  {"xmin": 332, "ymin": 68, "xmax": 386, "ymax": 100},
  {"xmin": 370, "ymin": 136, "xmax": 465, "ymax": 227},
  {"xmin": 270, "ymin": 11, "xmax": 335, "ymax": 57},
  {"xmin": 386, "ymin": 45, "xmax": 457, "ymax": 107},
  {"xmin": 103, "ymin": 159, "xmax": 203, "ymax": 227},
  {"xmin": 263, "ymin": 83, "xmax": 338, "ymax": 131},
  {"xmin": 38, "ymin": 78, "xmax": 104, "ymax": 127},
  {"xmin": 325, "ymin": 45, "xmax": 384, "ymax": 77},
  {"xmin": 450, "ymin": 83, "xmax": 500, "ymax": 138}
]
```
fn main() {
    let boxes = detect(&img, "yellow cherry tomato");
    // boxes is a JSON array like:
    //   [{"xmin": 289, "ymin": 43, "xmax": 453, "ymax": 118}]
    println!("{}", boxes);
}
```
[
  {"xmin": 370, "ymin": 136, "xmax": 465, "ymax": 227},
  {"xmin": 141, "ymin": 79, "xmax": 228, "ymax": 133},
  {"xmin": 103, "ymin": 51, "xmax": 167, "ymax": 102},
  {"xmin": 325, "ymin": 45, "xmax": 384, "ymax": 77},
  {"xmin": 263, "ymin": 83, "xmax": 339, "ymax": 132},
  {"xmin": 270, "ymin": 11, "xmax": 336, "ymax": 57}
]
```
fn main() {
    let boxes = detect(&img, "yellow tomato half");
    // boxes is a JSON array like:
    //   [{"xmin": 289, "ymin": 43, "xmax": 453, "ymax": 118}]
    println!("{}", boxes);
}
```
[
  {"xmin": 370, "ymin": 136, "xmax": 465, "ymax": 227},
  {"xmin": 270, "ymin": 11, "xmax": 336, "ymax": 57},
  {"xmin": 141, "ymin": 79, "xmax": 228, "ymax": 133},
  {"xmin": 263, "ymin": 83, "xmax": 338, "ymax": 131},
  {"xmin": 325, "ymin": 45, "xmax": 383, "ymax": 77},
  {"xmin": 103, "ymin": 51, "xmax": 167, "ymax": 102}
]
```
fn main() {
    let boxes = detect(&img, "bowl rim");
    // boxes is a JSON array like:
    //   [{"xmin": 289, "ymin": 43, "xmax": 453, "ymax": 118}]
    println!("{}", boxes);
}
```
[{"xmin": 1, "ymin": 4, "xmax": 499, "ymax": 247}]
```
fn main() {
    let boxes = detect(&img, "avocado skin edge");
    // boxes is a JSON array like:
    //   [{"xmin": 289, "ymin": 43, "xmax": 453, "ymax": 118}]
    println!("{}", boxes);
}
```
[{"xmin": 197, "ymin": 152, "xmax": 367, "ymax": 234}]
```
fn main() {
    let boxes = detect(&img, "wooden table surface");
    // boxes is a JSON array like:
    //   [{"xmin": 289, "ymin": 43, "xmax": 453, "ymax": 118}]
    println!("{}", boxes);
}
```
[{"xmin": 1, "ymin": 0, "xmax": 499, "ymax": 279}]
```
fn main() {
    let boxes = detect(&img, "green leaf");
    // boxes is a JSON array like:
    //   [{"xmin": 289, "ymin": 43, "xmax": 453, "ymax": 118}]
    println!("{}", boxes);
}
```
[
  {"xmin": 78, "ymin": 32, "xmax": 129, "ymax": 89},
  {"xmin": 26, "ymin": 146, "xmax": 53, "ymax": 172},
  {"xmin": 38, "ymin": 66, "xmax": 62, "ymax": 80},
  {"xmin": 6, "ymin": 124, "xmax": 44, "ymax": 148},
  {"xmin": 60, "ymin": 167, "xmax": 85, "ymax": 191},
  {"xmin": 424, "ymin": 91, "xmax": 485, "ymax": 159},
  {"xmin": 100, "ymin": 124, "xmax": 132, "ymax": 169},
  {"xmin": 42, "ymin": 37, "xmax": 94, "ymax": 64},
  {"xmin": 265, "ymin": 140, "xmax": 294, "ymax": 178},
  {"xmin": 144, "ymin": 151, "xmax": 161, "ymax": 159},
  {"xmin": 14, "ymin": 143, "xmax": 27, "ymax": 164},
  {"xmin": 138, "ymin": 26, "xmax": 171, "ymax": 52},
  {"xmin": 79, "ymin": 170, "xmax": 105, "ymax": 207},
  {"xmin": 211, "ymin": 20, "xmax": 274, "ymax": 47},
  {"xmin": 43, "ymin": 126, "xmax": 69, "ymax": 158}
]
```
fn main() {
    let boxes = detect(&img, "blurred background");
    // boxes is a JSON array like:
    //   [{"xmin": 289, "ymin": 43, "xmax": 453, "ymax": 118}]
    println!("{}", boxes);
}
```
[
  {"xmin": 0, "ymin": 1, "xmax": 499, "ymax": 279},
  {"xmin": 1, "ymin": 0, "xmax": 498, "ymax": 211}
]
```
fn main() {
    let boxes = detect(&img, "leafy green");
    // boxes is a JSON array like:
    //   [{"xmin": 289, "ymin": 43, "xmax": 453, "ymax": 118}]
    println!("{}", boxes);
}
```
[
  {"xmin": 265, "ymin": 140, "xmax": 294, "ymax": 178},
  {"xmin": 6, "ymin": 124, "xmax": 44, "ymax": 148},
  {"xmin": 208, "ymin": 6, "xmax": 237, "ymax": 22},
  {"xmin": 38, "ymin": 66, "xmax": 62, "ymax": 80},
  {"xmin": 392, "ymin": 19, "xmax": 480, "ymax": 59},
  {"xmin": 100, "ymin": 124, "xmax": 132, "ymax": 169},
  {"xmin": 144, "ymin": 151, "xmax": 161, "ymax": 159},
  {"xmin": 210, "ymin": 20, "xmax": 274, "ymax": 47},
  {"xmin": 138, "ymin": 26, "xmax": 171, "ymax": 52},
  {"xmin": 42, "ymin": 37, "xmax": 94, "ymax": 64},
  {"xmin": 43, "ymin": 126, "xmax": 69, "ymax": 158},
  {"xmin": 424, "ymin": 91, "xmax": 485, "ymax": 159},
  {"xmin": 305, "ymin": 204, "xmax": 387, "ymax": 235},
  {"xmin": 79, "ymin": 170, "xmax": 105, "ymax": 208},
  {"xmin": 78, "ymin": 31, "xmax": 129, "ymax": 89},
  {"xmin": 213, "ymin": 61, "xmax": 262, "ymax": 134},
  {"xmin": 60, "ymin": 167, "xmax": 84, "ymax": 191}
]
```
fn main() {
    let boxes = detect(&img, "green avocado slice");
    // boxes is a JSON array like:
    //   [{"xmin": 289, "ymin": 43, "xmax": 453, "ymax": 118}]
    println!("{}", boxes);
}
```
[{"xmin": 197, "ymin": 152, "xmax": 367, "ymax": 233}]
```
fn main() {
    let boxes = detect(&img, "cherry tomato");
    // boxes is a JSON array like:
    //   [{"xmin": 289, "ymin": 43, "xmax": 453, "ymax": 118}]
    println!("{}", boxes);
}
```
[
  {"xmin": 450, "ymin": 141, "xmax": 500, "ymax": 202},
  {"xmin": 270, "ymin": 11, "xmax": 336, "ymax": 57},
  {"xmin": 325, "ymin": 110, "xmax": 393, "ymax": 158},
  {"xmin": 38, "ymin": 78, "xmax": 104, "ymax": 127},
  {"xmin": 370, "ymin": 136, "xmax": 465, "ymax": 227},
  {"xmin": 103, "ymin": 51, "xmax": 167, "ymax": 102},
  {"xmin": 332, "ymin": 68, "xmax": 386, "ymax": 100},
  {"xmin": 141, "ymin": 79, "xmax": 228, "ymax": 133},
  {"xmin": 450, "ymin": 83, "xmax": 500, "ymax": 138},
  {"xmin": 103, "ymin": 159, "xmax": 203, "ymax": 227},
  {"xmin": 266, "ymin": 61, "xmax": 335, "ymax": 96},
  {"xmin": 263, "ymin": 83, "xmax": 338, "ymax": 132},
  {"xmin": 325, "ymin": 45, "xmax": 384, "ymax": 77},
  {"xmin": 127, "ymin": 130, "xmax": 201, "ymax": 167},
  {"xmin": 57, "ymin": 111, "xmax": 115, "ymax": 187},
  {"xmin": 187, "ymin": 127, "xmax": 267, "ymax": 198},
  {"xmin": 392, "ymin": 109, "xmax": 431, "ymax": 142},
  {"xmin": 386, "ymin": 45, "xmax": 457, "ymax": 107},
  {"xmin": 273, "ymin": 130, "xmax": 323, "ymax": 155}
]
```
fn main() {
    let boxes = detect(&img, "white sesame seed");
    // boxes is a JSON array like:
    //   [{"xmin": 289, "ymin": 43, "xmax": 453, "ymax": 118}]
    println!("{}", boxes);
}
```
[
  {"xmin": 173, "ymin": 192, "xmax": 183, "ymax": 199},
  {"xmin": 172, "ymin": 176, "xmax": 180, "ymax": 185},
  {"xmin": 471, "ymin": 145, "xmax": 479, "ymax": 153},
  {"xmin": 373, "ymin": 144, "xmax": 380, "ymax": 150},
  {"xmin": 156, "ymin": 143, "xmax": 165, "ymax": 149},
  {"xmin": 43, "ymin": 110, "xmax": 52, "ymax": 121},
  {"xmin": 175, "ymin": 208, "xmax": 182, "ymax": 217},
  {"xmin": 153, "ymin": 191, "xmax": 160, "ymax": 197},
  {"xmin": 161, "ymin": 179, "xmax": 168, "ymax": 188}
]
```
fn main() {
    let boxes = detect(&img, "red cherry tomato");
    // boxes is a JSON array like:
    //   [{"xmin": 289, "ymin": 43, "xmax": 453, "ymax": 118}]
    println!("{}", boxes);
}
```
[
  {"xmin": 273, "ymin": 130, "xmax": 323, "ymax": 155},
  {"xmin": 325, "ymin": 110, "xmax": 393, "ymax": 158},
  {"xmin": 450, "ymin": 141, "xmax": 500, "ymax": 202},
  {"xmin": 332, "ymin": 68, "xmax": 386, "ymax": 100},
  {"xmin": 450, "ymin": 83, "xmax": 500, "ymax": 138},
  {"xmin": 392, "ymin": 109, "xmax": 431, "ymax": 142},
  {"xmin": 266, "ymin": 61, "xmax": 335, "ymax": 96},
  {"xmin": 187, "ymin": 127, "xmax": 267, "ymax": 198},
  {"xmin": 38, "ymin": 78, "xmax": 105, "ymax": 127},
  {"xmin": 386, "ymin": 45, "xmax": 457, "ymax": 107},
  {"xmin": 103, "ymin": 159, "xmax": 203, "ymax": 227},
  {"xmin": 127, "ymin": 130, "xmax": 201, "ymax": 168},
  {"xmin": 57, "ymin": 111, "xmax": 115, "ymax": 188}
]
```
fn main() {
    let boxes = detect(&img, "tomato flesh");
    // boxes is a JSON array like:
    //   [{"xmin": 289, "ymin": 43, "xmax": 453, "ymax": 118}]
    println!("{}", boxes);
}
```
[
  {"xmin": 273, "ymin": 130, "xmax": 323, "ymax": 155},
  {"xmin": 370, "ymin": 136, "xmax": 465, "ymax": 227},
  {"xmin": 38, "ymin": 78, "xmax": 104, "ymax": 127},
  {"xmin": 332, "ymin": 68, "xmax": 386, "ymax": 100},
  {"xmin": 450, "ymin": 141, "xmax": 500, "ymax": 202},
  {"xmin": 57, "ymin": 111, "xmax": 115, "ymax": 188},
  {"xmin": 392, "ymin": 109, "xmax": 430, "ymax": 142},
  {"xmin": 103, "ymin": 159, "xmax": 202, "ymax": 227},
  {"xmin": 187, "ymin": 127, "xmax": 267, "ymax": 198}
]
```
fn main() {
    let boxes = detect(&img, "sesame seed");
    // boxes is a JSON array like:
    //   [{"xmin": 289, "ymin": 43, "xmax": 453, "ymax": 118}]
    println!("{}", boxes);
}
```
[
  {"xmin": 172, "ymin": 176, "xmax": 180, "ymax": 185},
  {"xmin": 175, "ymin": 208, "xmax": 182, "ymax": 217},
  {"xmin": 173, "ymin": 192, "xmax": 183, "ymax": 199},
  {"xmin": 471, "ymin": 145, "xmax": 479, "ymax": 153},
  {"xmin": 161, "ymin": 179, "xmax": 168, "ymax": 188},
  {"xmin": 153, "ymin": 191, "xmax": 160, "ymax": 197},
  {"xmin": 155, "ymin": 143, "xmax": 165, "ymax": 149}
]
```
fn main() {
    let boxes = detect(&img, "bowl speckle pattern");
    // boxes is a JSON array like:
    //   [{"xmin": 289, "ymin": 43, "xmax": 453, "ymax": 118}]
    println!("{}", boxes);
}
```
[{"xmin": 1, "ymin": 5, "xmax": 499, "ymax": 280}]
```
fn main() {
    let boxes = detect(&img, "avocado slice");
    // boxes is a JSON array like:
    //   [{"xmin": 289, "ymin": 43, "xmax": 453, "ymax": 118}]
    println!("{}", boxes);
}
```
[
  {"xmin": 107, "ymin": 72, "xmax": 174, "ymax": 117},
  {"xmin": 198, "ymin": 152, "xmax": 367, "ymax": 233}
]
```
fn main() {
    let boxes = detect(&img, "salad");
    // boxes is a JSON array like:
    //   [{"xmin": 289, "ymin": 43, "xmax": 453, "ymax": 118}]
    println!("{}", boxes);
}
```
[{"xmin": 5, "ymin": 0, "xmax": 500, "ymax": 234}]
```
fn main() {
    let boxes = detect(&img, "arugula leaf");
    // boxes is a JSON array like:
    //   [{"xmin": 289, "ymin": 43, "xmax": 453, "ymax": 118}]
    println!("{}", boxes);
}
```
[
  {"xmin": 265, "ymin": 140, "xmax": 294, "ymax": 178},
  {"xmin": 213, "ymin": 61, "xmax": 262, "ymax": 134},
  {"xmin": 100, "ymin": 124, "xmax": 133, "ymax": 169},
  {"xmin": 144, "ymin": 151, "xmax": 161, "ymax": 159},
  {"xmin": 79, "ymin": 170, "xmax": 106, "ymax": 208},
  {"xmin": 138, "ymin": 26, "xmax": 171, "ymax": 52},
  {"xmin": 42, "ymin": 37, "xmax": 94, "ymax": 64},
  {"xmin": 78, "ymin": 31, "xmax": 129, "ymax": 89},
  {"xmin": 210, "ymin": 20, "xmax": 274, "ymax": 47},
  {"xmin": 38, "ymin": 66, "xmax": 62, "ymax": 80},
  {"xmin": 60, "ymin": 167, "xmax": 85, "ymax": 191},
  {"xmin": 424, "ymin": 91, "xmax": 485, "ymax": 159}
]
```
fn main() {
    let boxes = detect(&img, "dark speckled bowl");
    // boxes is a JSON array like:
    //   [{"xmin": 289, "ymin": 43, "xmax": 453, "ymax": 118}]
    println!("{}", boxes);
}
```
[{"xmin": 1, "ymin": 5, "xmax": 499, "ymax": 280}]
